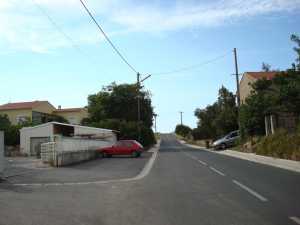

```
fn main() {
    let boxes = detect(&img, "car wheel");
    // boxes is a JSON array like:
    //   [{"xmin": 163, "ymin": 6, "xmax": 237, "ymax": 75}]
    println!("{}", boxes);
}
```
[
  {"xmin": 102, "ymin": 152, "xmax": 107, "ymax": 158},
  {"xmin": 132, "ymin": 151, "xmax": 139, "ymax": 158},
  {"xmin": 221, "ymin": 143, "xmax": 226, "ymax": 150}
]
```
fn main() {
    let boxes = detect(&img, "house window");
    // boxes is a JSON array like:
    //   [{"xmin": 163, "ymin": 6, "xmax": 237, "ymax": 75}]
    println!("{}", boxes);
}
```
[
  {"xmin": 68, "ymin": 117, "xmax": 78, "ymax": 125},
  {"xmin": 16, "ymin": 115, "xmax": 29, "ymax": 124}
]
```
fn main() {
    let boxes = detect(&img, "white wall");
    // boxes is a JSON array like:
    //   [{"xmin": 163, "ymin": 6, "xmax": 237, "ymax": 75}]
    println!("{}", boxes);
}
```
[
  {"xmin": 75, "ymin": 126, "xmax": 116, "ymax": 141},
  {"xmin": 55, "ymin": 136, "xmax": 114, "ymax": 152},
  {"xmin": 0, "ymin": 131, "xmax": 4, "ymax": 175},
  {"xmin": 20, "ymin": 122, "xmax": 117, "ymax": 156},
  {"xmin": 20, "ymin": 124, "xmax": 53, "ymax": 155}
]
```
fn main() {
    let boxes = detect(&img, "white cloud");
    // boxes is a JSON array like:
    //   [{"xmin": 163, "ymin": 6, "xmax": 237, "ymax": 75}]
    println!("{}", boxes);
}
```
[{"xmin": 0, "ymin": 0, "xmax": 299, "ymax": 53}]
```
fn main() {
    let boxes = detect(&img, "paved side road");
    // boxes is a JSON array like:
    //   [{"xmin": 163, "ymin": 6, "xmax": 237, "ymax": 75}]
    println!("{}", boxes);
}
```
[
  {"xmin": 0, "ymin": 134, "xmax": 300, "ymax": 225},
  {"xmin": 2, "ymin": 152, "xmax": 152, "ymax": 185}
]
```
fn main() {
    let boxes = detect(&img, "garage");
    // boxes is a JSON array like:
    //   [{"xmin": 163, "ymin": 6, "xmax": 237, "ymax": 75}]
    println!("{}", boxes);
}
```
[{"xmin": 20, "ymin": 122, "xmax": 117, "ymax": 156}]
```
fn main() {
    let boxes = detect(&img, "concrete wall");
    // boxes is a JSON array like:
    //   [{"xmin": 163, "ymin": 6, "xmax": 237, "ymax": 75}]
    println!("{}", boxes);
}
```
[
  {"xmin": 41, "ymin": 137, "xmax": 114, "ymax": 166},
  {"xmin": 0, "ymin": 131, "xmax": 4, "ymax": 175},
  {"xmin": 20, "ymin": 123, "xmax": 54, "ymax": 155},
  {"xmin": 56, "ymin": 150, "xmax": 98, "ymax": 167},
  {"xmin": 55, "ymin": 137, "xmax": 114, "ymax": 152}
]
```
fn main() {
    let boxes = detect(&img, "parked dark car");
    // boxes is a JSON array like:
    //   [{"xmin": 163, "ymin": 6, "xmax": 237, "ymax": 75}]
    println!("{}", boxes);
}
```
[
  {"xmin": 212, "ymin": 130, "xmax": 240, "ymax": 150},
  {"xmin": 98, "ymin": 140, "xmax": 143, "ymax": 158}
]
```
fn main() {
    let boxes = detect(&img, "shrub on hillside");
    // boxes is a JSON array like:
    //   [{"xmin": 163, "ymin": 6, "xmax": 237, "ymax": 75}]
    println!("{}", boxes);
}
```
[
  {"xmin": 175, "ymin": 124, "xmax": 192, "ymax": 138},
  {"xmin": 255, "ymin": 130, "xmax": 300, "ymax": 161}
]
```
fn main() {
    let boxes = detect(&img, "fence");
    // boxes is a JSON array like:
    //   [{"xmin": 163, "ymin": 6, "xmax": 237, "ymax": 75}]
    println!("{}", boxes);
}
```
[{"xmin": 41, "ymin": 137, "xmax": 113, "ymax": 167}]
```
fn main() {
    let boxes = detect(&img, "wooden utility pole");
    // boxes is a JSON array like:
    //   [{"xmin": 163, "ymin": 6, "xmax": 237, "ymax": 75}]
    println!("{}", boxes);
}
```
[
  {"xmin": 234, "ymin": 48, "xmax": 241, "ymax": 107},
  {"xmin": 153, "ymin": 113, "xmax": 158, "ymax": 133},
  {"xmin": 179, "ymin": 111, "xmax": 183, "ymax": 125},
  {"xmin": 137, "ymin": 73, "xmax": 141, "ymax": 141}
]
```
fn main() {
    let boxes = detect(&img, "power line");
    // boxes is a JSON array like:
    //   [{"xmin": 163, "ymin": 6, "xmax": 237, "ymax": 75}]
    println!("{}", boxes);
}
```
[
  {"xmin": 32, "ymin": 0, "xmax": 92, "ymax": 60},
  {"xmin": 152, "ymin": 51, "xmax": 230, "ymax": 76},
  {"xmin": 79, "ymin": 0, "xmax": 138, "ymax": 74}
]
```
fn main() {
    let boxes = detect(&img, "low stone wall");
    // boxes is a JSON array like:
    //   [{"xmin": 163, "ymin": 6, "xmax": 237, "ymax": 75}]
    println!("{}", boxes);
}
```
[
  {"xmin": 55, "ymin": 149, "xmax": 98, "ymax": 167},
  {"xmin": 41, "ymin": 142, "xmax": 99, "ymax": 167}
]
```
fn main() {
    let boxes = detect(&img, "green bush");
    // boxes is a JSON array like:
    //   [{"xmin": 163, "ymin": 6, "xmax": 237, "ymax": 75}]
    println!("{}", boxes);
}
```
[
  {"xmin": 175, "ymin": 124, "xmax": 192, "ymax": 138},
  {"xmin": 255, "ymin": 130, "xmax": 300, "ymax": 160}
]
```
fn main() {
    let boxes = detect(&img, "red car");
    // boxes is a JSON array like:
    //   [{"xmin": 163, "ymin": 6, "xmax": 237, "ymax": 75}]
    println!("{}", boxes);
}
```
[{"xmin": 99, "ymin": 140, "xmax": 143, "ymax": 158}]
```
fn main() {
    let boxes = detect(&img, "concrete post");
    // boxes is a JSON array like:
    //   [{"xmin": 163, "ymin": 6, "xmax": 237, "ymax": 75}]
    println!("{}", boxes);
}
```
[
  {"xmin": 0, "ymin": 131, "xmax": 5, "ymax": 176},
  {"xmin": 265, "ymin": 116, "xmax": 269, "ymax": 136},
  {"xmin": 270, "ymin": 115, "xmax": 275, "ymax": 134}
]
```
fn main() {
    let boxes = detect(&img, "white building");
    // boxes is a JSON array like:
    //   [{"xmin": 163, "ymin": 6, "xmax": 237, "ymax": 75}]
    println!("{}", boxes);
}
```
[{"xmin": 20, "ymin": 122, "xmax": 117, "ymax": 156}]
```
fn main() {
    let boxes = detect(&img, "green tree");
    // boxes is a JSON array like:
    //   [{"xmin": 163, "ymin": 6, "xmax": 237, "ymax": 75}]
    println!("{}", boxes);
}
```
[
  {"xmin": 0, "ymin": 114, "xmax": 11, "ymax": 130},
  {"xmin": 262, "ymin": 62, "xmax": 271, "ymax": 72},
  {"xmin": 194, "ymin": 86, "xmax": 238, "ymax": 139},
  {"xmin": 88, "ymin": 83, "xmax": 153, "ymax": 128},
  {"xmin": 86, "ymin": 83, "xmax": 156, "ymax": 147},
  {"xmin": 175, "ymin": 124, "xmax": 192, "ymax": 138},
  {"xmin": 291, "ymin": 34, "xmax": 300, "ymax": 71}
]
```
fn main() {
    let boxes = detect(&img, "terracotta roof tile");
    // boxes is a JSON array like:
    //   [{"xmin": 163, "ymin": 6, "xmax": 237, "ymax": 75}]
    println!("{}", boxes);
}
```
[
  {"xmin": 0, "ymin": 101, "xmax": 48, "ymax": 110},
  {"xmin": 246, "ymin": 72, "xmax": 279, "ymax": 80}
]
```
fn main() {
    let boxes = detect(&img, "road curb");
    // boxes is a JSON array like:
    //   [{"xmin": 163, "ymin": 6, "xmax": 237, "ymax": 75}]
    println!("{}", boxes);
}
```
[
  {"xmin": 4, "ymin": 140, "xmax": 161, "ymax": 187},
  {"xmin": 180, "ymin": 140, "xmax": 300, "ymax": 174}
]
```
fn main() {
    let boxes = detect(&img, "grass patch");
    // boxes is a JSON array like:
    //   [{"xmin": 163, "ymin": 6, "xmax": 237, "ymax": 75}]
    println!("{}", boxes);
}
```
[{"xmin": 255, "ymin": 130, "xmax": 300, "ymax": 161}]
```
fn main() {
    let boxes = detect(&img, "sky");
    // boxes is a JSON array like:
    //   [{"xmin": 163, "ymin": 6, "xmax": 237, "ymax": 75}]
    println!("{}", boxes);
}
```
[{"xmin": 0, "ymin": 0, "xmax": 300, "ymax": 132}]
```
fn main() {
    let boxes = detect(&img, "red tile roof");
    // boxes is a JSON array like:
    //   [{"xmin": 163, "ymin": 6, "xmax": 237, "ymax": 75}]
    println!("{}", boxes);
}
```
[
  {"xmin": 53, "ymin": 108, "xmax": 85, "ymax": 113},
  {"xmin": 0, "ymin": 101, "xmax": 49, "ymax": 110},
  {"xmin": 246, "ymin": 72, "xmax": 279, "ymax": 80}
]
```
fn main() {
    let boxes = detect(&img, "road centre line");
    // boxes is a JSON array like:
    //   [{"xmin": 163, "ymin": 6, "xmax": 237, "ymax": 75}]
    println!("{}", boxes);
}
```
[
  {"xmin": 232, "ymin": 179, "xmax": 268, "ymax": 202},
  {"xmin": 209, "ymin": 166, "xmax": 225, "ymax": 176},
  {"xmin": 290, "ymin": 217, "xmax": 300, "ymax": 225}
]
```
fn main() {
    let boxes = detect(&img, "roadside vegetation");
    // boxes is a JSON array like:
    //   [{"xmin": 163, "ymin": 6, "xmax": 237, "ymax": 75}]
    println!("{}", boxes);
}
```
[
  {"xmin": 175, "ymin": 34, "xmax": 300, "ymax": 161},
  {"xmin": 82, "ymin": 83, "xmax": 156, "ymax": 147}
]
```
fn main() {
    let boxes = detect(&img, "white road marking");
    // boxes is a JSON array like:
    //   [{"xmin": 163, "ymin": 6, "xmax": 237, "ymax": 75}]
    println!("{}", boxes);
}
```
[
  {"xmin": 290, "ymin": 217, "xmax": 300, "ymax": 224},
  {"xmin": 182, "ymin": 151, "xmax": 208, "ymax": 167},
  {"xmin": 11, "ymin": 141, "xmax": 161, "ymax": 187},
  {"xmin": 232, "ymin": 180, "xmax": 268, "ymax": 202},
  {"xmin": 198, "ymin": 160, "xmax": 207, "ymax": 166},
  {"xmin": 209, "ymin": 166, "xmax": 225, "ymax": 176}
]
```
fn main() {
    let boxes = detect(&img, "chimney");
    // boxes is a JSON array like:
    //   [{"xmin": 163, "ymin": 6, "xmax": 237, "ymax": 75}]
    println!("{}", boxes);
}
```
[{"xmin": 58, "ymin": 105, "xmax": 61, "ymax": 110}]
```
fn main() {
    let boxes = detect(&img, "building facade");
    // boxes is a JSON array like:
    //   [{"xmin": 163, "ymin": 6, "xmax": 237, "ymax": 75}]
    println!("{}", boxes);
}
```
[
  {"xmin": 239, "ymin": 72, "xmax": 278, "ymax": 104},
  {"xmin": 0, "ymin": 101, "xmax": 88, "ymax": 125}
]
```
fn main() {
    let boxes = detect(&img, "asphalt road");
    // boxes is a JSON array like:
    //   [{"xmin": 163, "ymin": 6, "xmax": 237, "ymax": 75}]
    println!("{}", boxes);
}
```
[{"xmin": 0, "ymin": 134, "xmax": 300, "ymax": 225}]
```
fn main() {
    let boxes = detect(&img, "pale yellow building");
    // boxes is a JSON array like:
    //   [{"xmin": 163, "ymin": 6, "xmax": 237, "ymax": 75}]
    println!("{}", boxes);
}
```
[
  {"xmin": 53, "ymin": 107, "xmax": 88, "ymax": 125},
  {"xmin": 239, "ymin": 72, "xmax": 278, "ymax": 104},
  {"xmin": 0, "ymin": 101, "xmax": 88, "ymax": 125}
]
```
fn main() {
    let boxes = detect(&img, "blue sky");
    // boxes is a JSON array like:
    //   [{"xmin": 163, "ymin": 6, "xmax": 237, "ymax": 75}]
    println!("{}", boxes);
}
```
[{"xmin": 0, "ymin": 0, "xmax": 300, "ymax": 132}]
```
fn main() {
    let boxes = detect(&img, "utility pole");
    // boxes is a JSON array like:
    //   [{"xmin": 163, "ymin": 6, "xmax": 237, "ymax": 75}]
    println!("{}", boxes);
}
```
[
  {"xmin": 137, "ymin": 73, "xmax": 141, "ymax": 141},
  {"xmin": 153, "ymin": 113, "xmax": 158, "ymax": 133},
  {"xmin": 233, "ymin": 48, "xmax": 241, "ymax": 107},
  {"xmin": 136, "ymin": 73, "xmax": 151, "ymax": 142},
  {"xmin": 179, "ymin": 111, "xmax": 183, "ymax": 125}
]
